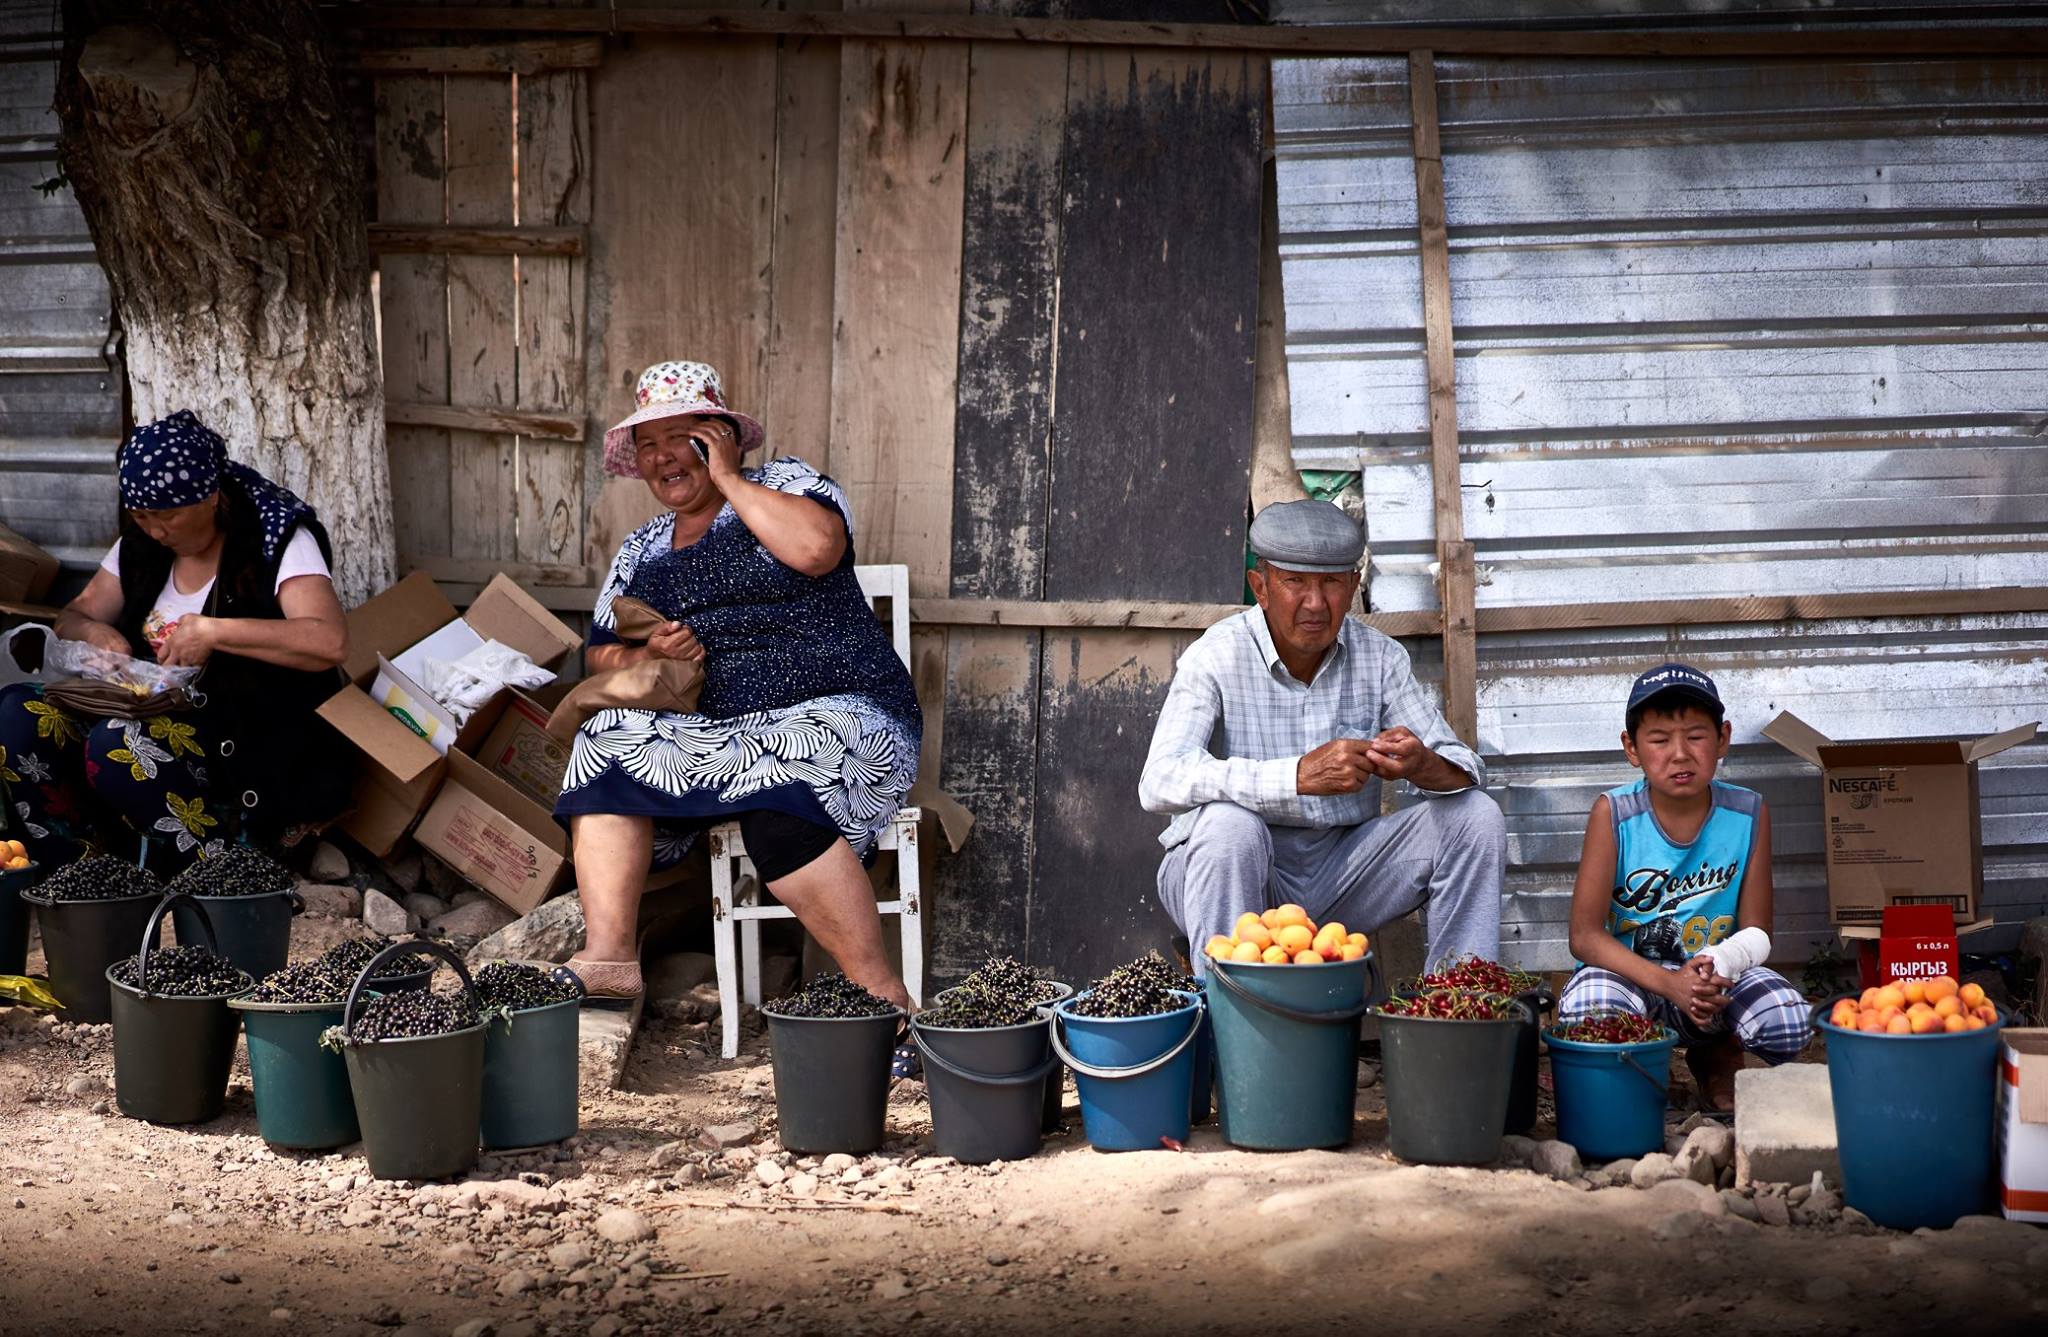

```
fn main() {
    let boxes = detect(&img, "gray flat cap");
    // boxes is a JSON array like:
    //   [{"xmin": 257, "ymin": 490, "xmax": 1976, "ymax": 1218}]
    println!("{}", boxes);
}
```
[{"xmin": 1248, "ymin": 499, "xmax": 1364, "ymax": 574}]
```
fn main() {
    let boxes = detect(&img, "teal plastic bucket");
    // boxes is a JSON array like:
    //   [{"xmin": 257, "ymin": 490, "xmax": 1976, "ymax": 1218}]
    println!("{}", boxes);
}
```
[
  {"xmin": 1049, "ymin": 991, "xmax": 1202, "ymax": 1152},
  {"xmin": 230, "ymin": 999, "xmax": 359, "ymax": 1150},
  {"xmin": 171, "ymin": 888, "xmax": 300, "ymax": 983},
  {"xmin": 482, "ymin": 996, "xmax": 581, "ymax": 1149},
  {"xmin": 1208, "ymin": 954, "xmax": 1378, "ymax": 1150},
  {"xmin": 1814, "ymin": 997, "xmax": 2006, "ymax": 1229},
  {"xmin": 1544, "ymin": 1025, "xmax": 1679, "ymax": 1162}
]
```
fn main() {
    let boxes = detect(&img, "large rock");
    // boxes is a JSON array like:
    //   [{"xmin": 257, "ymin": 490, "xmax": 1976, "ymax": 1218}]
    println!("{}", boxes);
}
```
[
  {"xmin": 1530, "ymin": 1140, "xmax": 1583, "ymax": 1183},
  {"xmin": 297, "ymin": 880, "xmax": 361, "ymax": 919},
  {"xmin": 429, "ymin": 898, "xmax": 517, "ymax": 941},
  {"xmin": 362, "ymin": 888, "xmax": 415, "ymax": 936},
  {"xmin": 401, "ymin": 892, "xmax": 448, "ymax": 925},
  {"xmin": 382, "ymin": 848, "xmax": 424, "ymax": 896},
  {"xmin": 1672, "ymin": 1123, "xmax": 1734, "ymax": 1185},
  {"xmin": 468, "ymin": 895, "xmax": 585, "ymax": 966},
  {"xmin": 1734, "ymin": 1064, "xmax": 1838, "ymax": 1189},
  {"xmin": 308, "ymin": 840, "xmax": 351, "ymax": 884},
  {"xmin": 1629, "ymin": 1153, "xmax": 1677, "ymax": 1190},
  {"xmin": 593, "ymin": 1208, "xmax": 654, "ymax": 1245},
  {"xmin": 645, "ymin": 952, "xmax": 716, "ymax": 1000}
]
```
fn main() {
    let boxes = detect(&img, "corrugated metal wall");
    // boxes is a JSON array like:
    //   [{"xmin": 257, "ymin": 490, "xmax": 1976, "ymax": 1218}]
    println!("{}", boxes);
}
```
[
  {"xmin": 1274, "ymin": 52, "xmax": 2048, "ymax": 967},
  {"xmin": 0, "ymin": 2, "xmax": 119, "ymax": 578}
]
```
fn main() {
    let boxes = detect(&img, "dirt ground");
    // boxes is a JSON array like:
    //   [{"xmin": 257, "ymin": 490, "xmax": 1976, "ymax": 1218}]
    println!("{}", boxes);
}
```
[{"xmin": 3, "ymin": 922, "xmax": 2045, "ymax": 1337}]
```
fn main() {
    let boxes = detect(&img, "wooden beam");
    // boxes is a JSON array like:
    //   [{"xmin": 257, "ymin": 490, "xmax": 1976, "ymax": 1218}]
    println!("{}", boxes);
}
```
[
  {"xmin": 342, "ymin": 38, "xmax": 602, "ymax": 74},
  {"xmin": 1476, "ymin": 587, "xmax": 2048, "ymax": 635},
  {"xmin": 368, "ymin": 223, "xmax": 586, "ymax": 257},
  {"xmin": 1408, "ymin": 50, "xmax": 1476, "ymax": 750},
  {"xmin": 386, "ymin": 400, "xmax": 582, "ymax": 441},
  {"xmin": 404, "ymin": 555, "xmax": 598, "ymax": 589},
  {"xmin": 336, "ymin": 9, "xmax": 2048, "ymax": 58}
]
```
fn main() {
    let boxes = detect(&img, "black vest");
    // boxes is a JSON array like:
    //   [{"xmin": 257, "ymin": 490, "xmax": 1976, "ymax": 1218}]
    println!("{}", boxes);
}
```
[{"xmin": 114, "ymin": 483, "xmax": 351, "ymax": 843}]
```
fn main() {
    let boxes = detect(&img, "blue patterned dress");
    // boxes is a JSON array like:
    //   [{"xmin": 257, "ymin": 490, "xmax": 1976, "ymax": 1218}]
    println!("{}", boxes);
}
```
[{"xmin": 554, "ymin": 458, "xmax": 921, "ymax": 869}]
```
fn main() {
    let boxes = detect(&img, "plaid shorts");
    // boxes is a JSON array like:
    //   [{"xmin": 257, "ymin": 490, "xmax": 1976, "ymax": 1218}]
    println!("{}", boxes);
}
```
[{"xmin": 1558, "ymin": 962, "xmax": 1811, "ymax": 1064}]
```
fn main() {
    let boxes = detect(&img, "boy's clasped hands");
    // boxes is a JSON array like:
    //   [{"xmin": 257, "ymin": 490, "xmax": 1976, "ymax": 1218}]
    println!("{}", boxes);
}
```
[{"xmin": 1668, "ymin": 955, "xmax": 1735, "ymax": 1025}]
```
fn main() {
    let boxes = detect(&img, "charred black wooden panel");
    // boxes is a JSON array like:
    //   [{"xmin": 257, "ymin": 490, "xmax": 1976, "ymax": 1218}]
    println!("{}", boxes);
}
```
[{"xmin": 1042, "ymin": 49, "xmax": 1262, "ymax": 605}]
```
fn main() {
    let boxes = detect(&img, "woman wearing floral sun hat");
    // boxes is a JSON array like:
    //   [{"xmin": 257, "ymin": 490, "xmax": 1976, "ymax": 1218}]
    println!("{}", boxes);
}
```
[{"xmin": 556, "ymin": 361, "xmax": 923, "ymax": 1010}]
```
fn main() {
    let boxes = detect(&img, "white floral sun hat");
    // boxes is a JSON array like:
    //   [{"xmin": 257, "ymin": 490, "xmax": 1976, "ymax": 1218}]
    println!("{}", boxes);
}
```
[{"xmin": 602, "ymin": 360, "xmax": 765, "ymax": 477}]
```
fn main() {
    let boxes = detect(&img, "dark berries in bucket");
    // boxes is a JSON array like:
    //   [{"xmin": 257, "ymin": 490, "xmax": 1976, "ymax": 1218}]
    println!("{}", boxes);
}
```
[
  {"xmin": 316, "ymin": 935, "xmax": 436, "ymax": 981},
  {"xmin": 246, "ymin": 961, "xmax": 350, "ymax": 1006},
  {"xmin": 343, "ymin": 989, "xmax": 480, "ymax": 1042},
  {"xmin": 168, "ymin": 846, "xmax": 293, "ymax": 899},
  {"xmin": 921, "ymin": 955, "xmax": 1060, "ymax": 1029},
  {"xmin": 37, "ymin": 855, "xmax": 161, "ymax": 902},
  {"xmin": 1069, "ymin": 954, "xmax": 1188, "ymax": 1019},
  {"xmin": 473, "ymin": 962, "xmax": 581, "ymax": 1012},
  {"xmin": 109, "ymin": 944, "xmax": 246, "ymax": 998},
  {"xmin": 763, "ymin": 972, "xmax": 897, "ymax": 1019}
]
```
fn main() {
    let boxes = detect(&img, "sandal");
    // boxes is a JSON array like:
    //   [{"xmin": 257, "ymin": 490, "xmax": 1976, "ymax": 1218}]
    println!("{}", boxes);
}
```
[
  {"xmin": 891, "ymin": 1042, "xmax": 922, "ymax": 1082},
  {"xmin": 566, "ymin": 958, "xmax": 643, "ymax": 1011}
]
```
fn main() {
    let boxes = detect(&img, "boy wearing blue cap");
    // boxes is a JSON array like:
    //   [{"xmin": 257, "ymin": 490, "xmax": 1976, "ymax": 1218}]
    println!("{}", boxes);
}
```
[{"xmin": 1560, "ymin": 664, "xmax": 1811, "ymax": 1112}]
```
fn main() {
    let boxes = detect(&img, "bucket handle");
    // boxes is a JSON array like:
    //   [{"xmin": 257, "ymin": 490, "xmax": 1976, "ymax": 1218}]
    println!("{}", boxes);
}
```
[
  {"xmin": 911, "ymin": 1025, "xmax": 1062, "ymax": 1088},
  {"xmin": 342, "ymin": 938, "xmax": 477, "ymax": 1041},
  {"xmin": 1047, "ymin": 998, "xmax": 1205, "ymax": 1082},
  {"xmin": 1205, "ymin": 952, "xmax": 1383, "ymax": 1024},
  {"xmin": 138, "ymin": 892, "xmax": 217, "ymax": 996},
  {"xmin": 1617, "ymin": 1049, "xmax": 1672, "ymax": 1102}
]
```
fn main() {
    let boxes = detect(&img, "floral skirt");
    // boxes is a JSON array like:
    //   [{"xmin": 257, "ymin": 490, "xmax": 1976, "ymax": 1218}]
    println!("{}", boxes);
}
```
[
  {"xmin": 0, "ymin": 682, "xmax": 224, "ymax": 869},
  {"xmin": 553, "ymin": 693, "xmax": 920, "ymax": 870}
]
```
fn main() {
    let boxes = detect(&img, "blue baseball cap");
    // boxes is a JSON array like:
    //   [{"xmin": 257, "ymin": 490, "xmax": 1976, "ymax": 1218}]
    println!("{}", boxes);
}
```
[{"xmin": 1626, "ymin": 663, "xmax": 1721, "ymax": 717}]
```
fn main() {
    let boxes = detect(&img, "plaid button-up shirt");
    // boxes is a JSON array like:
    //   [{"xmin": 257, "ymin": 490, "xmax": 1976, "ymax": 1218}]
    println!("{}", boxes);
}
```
[{"xmin": 1139, "ymin": 608, "xmax": 1484, "ymax": 850}]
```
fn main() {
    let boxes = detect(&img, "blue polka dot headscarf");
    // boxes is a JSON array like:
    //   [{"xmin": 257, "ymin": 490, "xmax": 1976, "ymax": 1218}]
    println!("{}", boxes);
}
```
[{"xmin": 119, "ymin": 410, "xmax": 316, "ymax": 561}]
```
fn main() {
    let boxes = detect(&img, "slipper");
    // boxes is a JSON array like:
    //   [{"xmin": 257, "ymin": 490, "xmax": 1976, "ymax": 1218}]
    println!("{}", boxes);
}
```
[
  {"xmin": 566, "ymin": 957, "xmax": 642, "ymax": 1011},
  {"xmin": 890, "ymin": 1042, "xmax": 922, "ymax": 1082}
]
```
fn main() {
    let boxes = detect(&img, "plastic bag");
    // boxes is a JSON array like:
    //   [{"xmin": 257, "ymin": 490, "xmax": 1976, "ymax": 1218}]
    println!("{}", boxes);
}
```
[
  {"xmin": 419, "ymin": 639, "xmax": 556, "ymax": 725},
  {"xmin": 0, "ymin": 624, "xmax": 54, "ymax": 689},
  {"xmin": 0, "ymin": 975, "xmax": 62, "ymax": 1010},
  {"xmin": 44, "ymin": 637, "xmax": 202, "ymax": 694}
]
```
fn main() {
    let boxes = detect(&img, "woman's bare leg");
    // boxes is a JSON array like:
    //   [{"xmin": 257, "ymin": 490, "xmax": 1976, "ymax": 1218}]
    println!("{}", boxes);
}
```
[
  {"xmin": 767, "ymin": 838, "xmax": 911, "ymax": 1010},
  {"xmin": 570, "ymin": 812, "xmax": 653, "ymax": 962}
]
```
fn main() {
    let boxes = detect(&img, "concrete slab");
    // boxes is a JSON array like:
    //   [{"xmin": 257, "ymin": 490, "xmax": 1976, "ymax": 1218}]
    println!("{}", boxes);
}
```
[
  {"xmin": 1734, "ymin": 1063, "xmax": 1838, "ymax": 1189},
  {"xmin": 577, "ymin": 993, "xmax": 645, "ymax": 1090}
]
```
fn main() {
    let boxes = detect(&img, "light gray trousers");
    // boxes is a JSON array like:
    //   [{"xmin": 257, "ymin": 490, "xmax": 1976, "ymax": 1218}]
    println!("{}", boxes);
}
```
[{"xmin": 1156, "ymin": 791, "xmax": 1507, "ymax": 976}]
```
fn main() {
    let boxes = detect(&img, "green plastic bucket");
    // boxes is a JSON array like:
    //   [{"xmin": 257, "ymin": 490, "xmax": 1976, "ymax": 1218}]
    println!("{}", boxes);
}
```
[
  {"xmin": 1376, "ymin": 998, "xmax": 1530, "ymax": 1166},
  {"xmin": 107, "ymin": 896, "xmax": 252, "ymax": 1124},
  {"xmin": 171, "ymin": 886, "xmax": 301, "ymax": 983},
  {"xmin": 1209, "ymin": 954, "xmax": 1379, "ymax": 1150},
  {"xmin": 22, "ymin": 885, "xmax": 158, "ymax": 1023},
  {"xmin": 482, "ymin": 994, "xmax": 582, "ymax": 1150},
  {"xmin": 338, "ymin": 940, "xmax": 486, "ymax": 1180},
  {"xmin": 1050, "ymin": 991, "xmax": 1203, "ymax": 1152},
  {"xmin": 913, "ymin": 1014, "xmax": 1056, "ymax": 1165},
  {"xmin": 1544, "ymin": 1024, "xmax": 1679, "ymax": 1161},
  {"xmin": 230, "ymin": 998, "xmax": 358, "ymax": 1150},
  {"xmin": 0, "ymin": 861, "xmax": 42, "ymax": 976},
  {"xmin": 765, "ymin": 1007, "xmax": 906, "ymax": 1155},
  {"xmin": 1814, "ymin": 997, "xmax": 2007, "ymax": 1229}
]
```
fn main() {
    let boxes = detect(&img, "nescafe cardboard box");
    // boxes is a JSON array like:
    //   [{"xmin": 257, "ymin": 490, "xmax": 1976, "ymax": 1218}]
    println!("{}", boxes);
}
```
[{"xmin": 1763, "ymin": 711, "xmax": 2037, "ymax": 925}]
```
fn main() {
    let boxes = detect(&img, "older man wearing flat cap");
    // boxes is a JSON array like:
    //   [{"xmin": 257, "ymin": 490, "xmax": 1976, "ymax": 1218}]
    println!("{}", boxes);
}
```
[{"xmin": 1139, "ymin": 499, "xmax": 1504, "ymax": 972}]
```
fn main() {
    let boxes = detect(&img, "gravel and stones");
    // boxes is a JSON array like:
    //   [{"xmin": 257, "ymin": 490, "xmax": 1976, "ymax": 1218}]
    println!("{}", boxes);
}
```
[
  {"xmin": 108, "ymin": 944, "xmax": 247, "ymax": 997},
  {"xmin": 244, "ymin": 961, "xmax": 351, "ymax": 1006},
  {"xmin": 35, "ymin": 855, "xmax": 161, "ymax": 902},
  {"xmin": 472, "ymin": 962, "xmax": 581, "ymax": 1012},
  {"xmin": 166, "ymin": 846, "xmax": 293, "ymax": 898},
  {"xmin": 762, "ymin": 972, "xmax": 897, "ymax": 1019},
  {"xmin": 1068, "ymin": 954, "xmax": 1188, "ymax": 1019}
]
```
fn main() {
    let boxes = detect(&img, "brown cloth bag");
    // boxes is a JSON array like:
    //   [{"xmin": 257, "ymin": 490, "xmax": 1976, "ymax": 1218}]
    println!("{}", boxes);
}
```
[{"xmin": 544, "ymin": 595, "xmax": 703, "ymax": 742}]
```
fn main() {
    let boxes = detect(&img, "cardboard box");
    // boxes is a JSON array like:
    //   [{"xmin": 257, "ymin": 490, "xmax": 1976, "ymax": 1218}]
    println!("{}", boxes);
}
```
[
  {"xmin": 0, "ymin": 523, "xmax": 58, "ymax": 604},
  {"xmin": 477, "ymin": 690, "xmax": 569, "ymax": 805},
  {"xmin": 1762, "ymin": 711, "xmax": 2037, "ymax": 925},
  {"xmin": 1838, "ymin": 905, "xmax": 1995, "ymax": 988},
  {"xmin": 1998, "ymin": 1030, "xmax": 2048, "ymax": 1222},
  {"xmin": 414, "ymin": 746, "xmax": 570, "ymax": 916},
  {"xmin": 321, "ymin": 572, "xmax": 581, "ymax": 856}
]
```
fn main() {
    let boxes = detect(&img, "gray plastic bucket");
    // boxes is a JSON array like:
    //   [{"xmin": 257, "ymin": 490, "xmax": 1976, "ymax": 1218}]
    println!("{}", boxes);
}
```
[{"xmin": 913, "ymin": 1014, "xmax": 1056, "ymax": 1165}]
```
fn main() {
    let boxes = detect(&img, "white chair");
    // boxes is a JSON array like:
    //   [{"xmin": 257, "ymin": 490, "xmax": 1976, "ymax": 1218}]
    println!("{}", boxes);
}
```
[{"xmin": 708, "ymin": 564, "xmax": 923, "ymax": 1058}]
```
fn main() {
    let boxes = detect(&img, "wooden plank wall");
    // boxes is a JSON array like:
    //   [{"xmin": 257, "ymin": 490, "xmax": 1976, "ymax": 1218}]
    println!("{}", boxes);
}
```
[{"xmin": 366, "ymin": 4, "xmax": 1269, "ymax": 988}]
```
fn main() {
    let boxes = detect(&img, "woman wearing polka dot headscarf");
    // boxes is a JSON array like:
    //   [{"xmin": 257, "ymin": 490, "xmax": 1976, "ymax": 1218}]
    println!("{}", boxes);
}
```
[{"xmin": 0, "ymin": 411, "xmax": 352, "ymax": 870}]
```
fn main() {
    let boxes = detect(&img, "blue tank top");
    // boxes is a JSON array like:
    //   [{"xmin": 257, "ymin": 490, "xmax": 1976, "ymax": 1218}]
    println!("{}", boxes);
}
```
[{"xmin": 1603, "ymin": 779, "xmax": 1761, "ymax": 965}]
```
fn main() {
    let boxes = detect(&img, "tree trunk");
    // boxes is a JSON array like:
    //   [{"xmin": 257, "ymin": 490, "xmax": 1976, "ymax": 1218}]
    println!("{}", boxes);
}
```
[{"xmin": 55, "ymin": 0, "xmax": 395, "ymax": 603}]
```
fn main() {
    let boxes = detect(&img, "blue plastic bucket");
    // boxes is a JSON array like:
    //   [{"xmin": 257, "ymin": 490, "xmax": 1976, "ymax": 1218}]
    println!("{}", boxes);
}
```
[
  {"xmin": 1189, "ymin": 983, "xmax": 1215, "ymax": 1125},
  {"xmin": 1544, "ymin": 1025, "xmax": 1679, "ymax": 1162},
  {"xmin": 1207, "ymin": 954, "xmax": 1378, "ymax": 1150},
  {"xmin": 1813, "ymin": 997, "xmax": 2006, "ymax": 1229},
  {"xmin": 1050, "ymin": 991, "xmax": 1202, "ymax": 1152}
]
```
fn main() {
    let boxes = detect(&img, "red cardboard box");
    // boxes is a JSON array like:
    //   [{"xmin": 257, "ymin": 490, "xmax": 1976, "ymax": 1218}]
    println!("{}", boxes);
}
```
[{"xmin": 1839, "ymin": 904, "xmax": 1993, "ymax": 989}]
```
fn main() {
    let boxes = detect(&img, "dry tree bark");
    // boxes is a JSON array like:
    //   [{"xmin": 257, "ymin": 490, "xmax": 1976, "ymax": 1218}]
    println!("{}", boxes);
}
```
[{"xmin": 55, "ymin": 0, "xmax": 395, "ymax": 602}]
